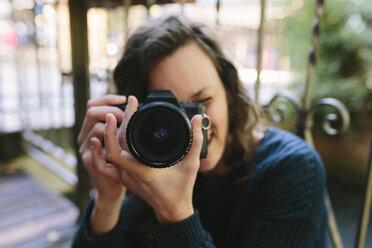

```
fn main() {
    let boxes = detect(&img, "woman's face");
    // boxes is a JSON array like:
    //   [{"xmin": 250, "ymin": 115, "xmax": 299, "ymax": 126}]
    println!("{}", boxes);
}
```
[{"xmin": 149, "ymin": 42, "xmax": 229, "ymax": 172}]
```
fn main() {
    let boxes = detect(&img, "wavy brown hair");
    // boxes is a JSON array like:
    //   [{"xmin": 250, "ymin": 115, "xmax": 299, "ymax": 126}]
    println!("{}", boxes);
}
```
[{"xmin": 113, "ymin": 15, "xmax": 260, "ymax": 179}]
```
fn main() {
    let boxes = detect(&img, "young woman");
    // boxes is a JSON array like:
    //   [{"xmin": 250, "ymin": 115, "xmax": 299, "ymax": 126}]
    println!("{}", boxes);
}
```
[{"xmin": 73, "ymin": 15, "xmax": 327, "ymax": 248}]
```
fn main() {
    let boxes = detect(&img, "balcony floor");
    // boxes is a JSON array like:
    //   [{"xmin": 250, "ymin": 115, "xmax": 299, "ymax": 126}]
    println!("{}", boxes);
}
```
[
  {"xmin": 0, "ymin": 170, "xmax": 371, "ymax": 248},
  {"xmin": 0, "ymin": 172, "xmax": 78, "ymax": 248}
]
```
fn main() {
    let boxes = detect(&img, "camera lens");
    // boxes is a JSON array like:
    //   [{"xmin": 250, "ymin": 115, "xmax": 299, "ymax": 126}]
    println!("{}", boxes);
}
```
[
  {"xmin": 127, "ymin": 103, "xmax": 192, "ymax": 168},
  {"xmin": 139, "ymin": 114, "xmax": 180, "ymax": 156}
]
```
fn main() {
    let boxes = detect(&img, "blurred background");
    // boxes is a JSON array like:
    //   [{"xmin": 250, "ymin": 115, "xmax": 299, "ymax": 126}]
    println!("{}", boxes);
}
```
[{"xmin": 0, "ymin": 0, "xmax": 371, "ymax": 247}]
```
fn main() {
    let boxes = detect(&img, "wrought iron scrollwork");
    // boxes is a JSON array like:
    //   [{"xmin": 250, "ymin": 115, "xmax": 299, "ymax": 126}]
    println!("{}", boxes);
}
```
[
  {"xmin": 265, "ymin": 91, "xmax": 301, "ymax": 123},
  {"xmin": 265, "ymin": 92, "xmax": 350, "ymax": 137},
  {"xmin": 308, "ymin": 98, "xmax": 350, "ymax": 136},
  {"xmin": 262, "ymin": 0, "xmax": 350, "ymax": 140}
]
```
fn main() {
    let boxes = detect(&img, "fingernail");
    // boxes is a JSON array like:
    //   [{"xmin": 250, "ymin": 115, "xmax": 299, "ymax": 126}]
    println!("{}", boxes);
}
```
[
  {"xmin": 128, "ymin": 95, "xmax": 133, "ymax": 104},
  {"xmin": 106, "ymin": 113, "xmax": 114, "ymax": 125},
  {"xmin": 90, "ymin": 138, "xmax": 95, "ymax": 149},
  {"xmin": 116, "ymin": 95, "xmax": 126, "ymax": 103}
]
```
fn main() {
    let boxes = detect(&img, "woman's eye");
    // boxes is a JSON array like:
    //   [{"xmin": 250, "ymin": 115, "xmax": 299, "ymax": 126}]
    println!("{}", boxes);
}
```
[{"xmin": 197, "ymin": 97, "xmax": 212, "ymax": 105}]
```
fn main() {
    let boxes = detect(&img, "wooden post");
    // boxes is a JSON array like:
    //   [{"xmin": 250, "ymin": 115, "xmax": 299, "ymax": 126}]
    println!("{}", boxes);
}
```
[{"xmin": 68, "ymin": 0, "xmax": 91, "ymax": 215}]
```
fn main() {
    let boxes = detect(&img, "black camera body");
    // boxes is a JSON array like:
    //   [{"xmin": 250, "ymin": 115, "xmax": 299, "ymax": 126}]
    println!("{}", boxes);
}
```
[{"xmin": 117, "ymin": 90, "xmax": 208, "ymax": 168}]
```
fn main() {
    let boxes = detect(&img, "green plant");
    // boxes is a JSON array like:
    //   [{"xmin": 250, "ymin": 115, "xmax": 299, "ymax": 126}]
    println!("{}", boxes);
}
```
[{"xmin": 282, "ymin": 0, "xmax": 372, "ymax": 116}]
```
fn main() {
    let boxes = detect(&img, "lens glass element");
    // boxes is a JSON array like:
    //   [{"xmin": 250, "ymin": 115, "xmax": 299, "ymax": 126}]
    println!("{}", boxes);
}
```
[{"xmin": 138, "ymin": 112, "xmax": 181, "ymax": 157}]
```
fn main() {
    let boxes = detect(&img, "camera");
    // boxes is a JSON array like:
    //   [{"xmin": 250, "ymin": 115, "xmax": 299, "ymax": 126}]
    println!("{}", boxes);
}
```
[{"xmin": 116, "ymin": 90, "xmax": 210, "ymax": 168}]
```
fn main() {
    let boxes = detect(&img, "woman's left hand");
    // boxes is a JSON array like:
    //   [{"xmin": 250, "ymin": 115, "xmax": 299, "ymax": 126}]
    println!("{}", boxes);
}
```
[{"xmin": 104, "ymin": 97, "xmax": 204, "ymax": 224}]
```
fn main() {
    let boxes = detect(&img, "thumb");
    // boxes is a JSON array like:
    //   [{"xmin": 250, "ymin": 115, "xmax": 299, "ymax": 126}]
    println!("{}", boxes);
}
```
[
  {"xmin": 117, "ymin": 96, "xmax": 139, "ymax": 151},
  {"xmin": 183, "ymin": 115, "xmax": 204, "ymax": 162}
]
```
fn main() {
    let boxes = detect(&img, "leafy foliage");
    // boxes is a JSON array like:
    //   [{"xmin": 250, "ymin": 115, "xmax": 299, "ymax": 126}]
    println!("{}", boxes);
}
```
[{"xmin": 282, "ymin": 0, "xmax": 372, "ymax": 114}]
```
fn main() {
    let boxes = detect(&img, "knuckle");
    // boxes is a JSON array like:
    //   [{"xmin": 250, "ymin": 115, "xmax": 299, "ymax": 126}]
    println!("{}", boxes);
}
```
[
  {"xmin": 86, "ymin": 108, "xmax": 95, "ymax": 119},
  {"xmin": 195, "ymin": 131, "xmax": 204, "ymax": 143},
  {"xmin": 140, "ymin": 173, "xmax": 154, "ymax": 185},
  {"xmin": 97, "ymin": 164, "xmax": 105, "ymax": 174},
  {"xmin": 105, "ymin": 151, "xmax": 116, "ymax": 162},
  {"xmin": 104, "ymin": 129, "xmax": 110, "ymax": 140},
  {"xmin": 86, "ymin": 99, "xmax": 95, "ymax": 109},
  {"xmin": 93, "ymin": 123, "xmax": 105, "ymax": 136},
  {"xmin": 78, "ymin": 147, "xmax": 84, "ymax": 156},
  {"xmin": 118, "ymin": 135, "xmax": 127, "ymax": 148},
  {"xmin": 81, "ymin": 152, "xmax": 92, "ymax": 166}
]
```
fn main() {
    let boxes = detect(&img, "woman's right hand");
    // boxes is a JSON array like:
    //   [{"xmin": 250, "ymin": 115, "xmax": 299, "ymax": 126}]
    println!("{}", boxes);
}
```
[
  {"xmin": 77, "ymin": 94, "xmax": 127, "ymax": 236},
  {"xmin": 103, "ymin": 96, "xmax": 204, "ymax": 224}
]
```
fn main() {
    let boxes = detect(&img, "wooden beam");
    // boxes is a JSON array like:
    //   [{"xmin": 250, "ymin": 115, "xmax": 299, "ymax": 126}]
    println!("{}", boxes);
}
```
[{"xmin": 68, "ymin": 0, "xmax": 91, "ymax": 215}]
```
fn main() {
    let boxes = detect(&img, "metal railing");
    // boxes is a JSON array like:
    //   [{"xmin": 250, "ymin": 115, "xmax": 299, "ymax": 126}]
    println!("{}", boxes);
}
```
[{"xmin": 256, "ymin": 0, "xmax": 370, "ymax": 247}]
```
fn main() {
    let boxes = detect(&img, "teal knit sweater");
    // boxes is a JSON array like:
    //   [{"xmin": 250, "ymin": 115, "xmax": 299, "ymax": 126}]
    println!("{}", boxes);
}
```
[{"xmin": 72, "ymin": 127, "xmax": 328, "ymax": 247}]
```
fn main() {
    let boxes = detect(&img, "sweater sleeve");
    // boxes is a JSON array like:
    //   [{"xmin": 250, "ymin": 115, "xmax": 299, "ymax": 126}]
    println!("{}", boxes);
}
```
[
  {"xmin": 71, "ymin": 199, "xmax": 131, "ymax": 248},
  {"xmin": 152, "ymin": 209, "xmax": 215, "ymax": 248},
  {"xmin": 237, "ymin": 135, "xmax": 328, "ymax": 248},
  {"xmin": 71, "ymin": 197, "xmax": 216, "ymax": 248}
]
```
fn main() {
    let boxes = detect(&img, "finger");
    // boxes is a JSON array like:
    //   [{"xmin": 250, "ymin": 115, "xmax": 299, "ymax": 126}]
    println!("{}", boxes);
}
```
[
  {"xmin": 183, "ymin": 115, "xmax": 204, "ymax": 163},
  {"xmin": 87, "ymin": 95, "xmax": 126, "ymax": 108},
  {"xmin": 82, "ymin": 94, "xmax": 127, "ymax": 143},
  {"xmin": 105, "ymin": 109, "xmax": 151, "ymax": 178},
  {"xmin": 78, "ymin": 105, "xmax": 124, "ymax": 145},
  {"xmin": 81, "ymin": 149, "xmax": 94, "ymax": 172},
  {"xmin": 104, "ymin": 113, "xmax": 123, "ymax": 163},
  {"xmin": 100, "ymin": 147, "xmax": 141, "ymax": 190},
  {"xmin": 91, "ymin": 137, "xmax": 121, "ymax": 181},
  {"xmin": 117, "ymin": 96, "xmax": 139, "ymax": 151},
  {"xmin": 111, "ymin": 150, "xmax": 150, "ymax": 180},
  {"xmin": 79, "ymin": 122, "xmax": 105, "ymax": 156}
]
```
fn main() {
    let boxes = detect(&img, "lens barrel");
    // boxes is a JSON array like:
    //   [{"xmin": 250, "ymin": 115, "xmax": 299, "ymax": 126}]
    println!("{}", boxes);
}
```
[{"xmin": 126, "ymin": 102, "xmax": 193, "ymax": 168}]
